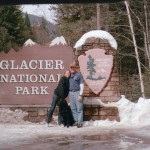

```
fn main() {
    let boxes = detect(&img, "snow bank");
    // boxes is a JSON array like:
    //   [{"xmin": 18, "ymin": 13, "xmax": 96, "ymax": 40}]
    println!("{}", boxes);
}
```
[
  {"xmin": 74, "ymin": 30, "xmax": 117, "ymax": 50},
  {"xmin": 0, "ymin": 108, "xmax": 29, "ymax": 124},
  {"xmin": 0, "ymin": 95, "xmax": 150, "ymax": 128},
  {"xmin": 84, "ymin": 95, "xmax": 150, "ymax": 127}
]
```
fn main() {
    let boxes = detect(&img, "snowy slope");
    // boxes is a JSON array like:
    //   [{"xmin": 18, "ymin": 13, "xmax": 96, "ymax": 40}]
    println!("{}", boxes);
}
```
[{"xmin": 21, "ymin": 5, "xmax": 55, "ymax": 23}]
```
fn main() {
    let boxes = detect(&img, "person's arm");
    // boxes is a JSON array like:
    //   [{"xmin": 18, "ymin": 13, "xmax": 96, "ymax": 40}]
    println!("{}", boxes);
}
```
[
  {"xmin": 79, "ymin": 83, "xmax": 84, "ymax": 96},
  {"xmin": 78, "ymin": 73, "xmax": 84, "ymax": 101}
]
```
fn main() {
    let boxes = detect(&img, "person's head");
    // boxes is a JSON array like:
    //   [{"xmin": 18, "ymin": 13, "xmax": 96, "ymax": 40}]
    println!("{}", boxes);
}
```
[
  {"xmin": 64, "ymin": 70, "xmax": 70, "ymax": 78},
  {"xmin": 70, "ymin": 63, "xmax": 77, "ymax": 73}
]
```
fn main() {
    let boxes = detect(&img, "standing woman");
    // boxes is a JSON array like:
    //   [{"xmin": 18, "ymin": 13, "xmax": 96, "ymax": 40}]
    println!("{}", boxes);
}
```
[{"xmin": 47, "ymin": 70, "xmax": 70, "ymax": 125}]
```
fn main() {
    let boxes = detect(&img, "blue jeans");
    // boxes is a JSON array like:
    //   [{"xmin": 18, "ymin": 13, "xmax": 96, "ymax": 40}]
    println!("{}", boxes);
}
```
[
  {"xmin": 47, "ymin": 94, "xmax": 61, "ymax": 124},
  {"xmin": 69, "ymin": 91, "xmax": 83, "ymax": 124}
]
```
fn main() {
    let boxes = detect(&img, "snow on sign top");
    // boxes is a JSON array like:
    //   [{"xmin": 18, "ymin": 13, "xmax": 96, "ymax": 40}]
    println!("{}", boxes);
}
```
[
  {"xmin": 24, "ymin": 39, "xmax": 36, "ymax": 46},
  {"xmin": 74, "ymin": 30, "xmax": 117, "ymax": 50},
  {"xmin": 49, "ymin": 36, "xmax": 67, "ymax": 47}
]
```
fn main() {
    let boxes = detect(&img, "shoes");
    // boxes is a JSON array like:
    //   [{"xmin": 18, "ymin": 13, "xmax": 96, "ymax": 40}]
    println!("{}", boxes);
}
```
[
  {"xmin": 73, "ymin": 122, "xmax": 78, "ymax": 126},
  {"xmin": 59, "ymin": 124, "xmax": 64, "ymax": 128},
  {"xmin": 47, "ymin": 123, "xmax": 52, "ymax": 127},
  {"xmin": 77, "ymin": 123, "xmax": 83, "ymax": 128},
  {"xmin": 47, "ymin": 123, "xmax": 55, "ymax": 127}
]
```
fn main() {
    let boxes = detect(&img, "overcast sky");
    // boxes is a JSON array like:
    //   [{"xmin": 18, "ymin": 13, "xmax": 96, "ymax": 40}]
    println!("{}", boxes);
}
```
[{"xmin": 21, "ymin": 4, "xmax": 56, "ymax": 23}]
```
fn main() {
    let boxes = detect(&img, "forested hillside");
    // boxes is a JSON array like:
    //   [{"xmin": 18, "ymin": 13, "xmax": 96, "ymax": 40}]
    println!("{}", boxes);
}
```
[
  {"xmin": 0, "ymin": 5, "xmax": 56, "ymax": 53},
  {"xmin": 50, "ymin": 0, "xmax": 150, "ymax": 100},
  {"xmin": 27, "ymin": 13, "xmax": 56, "ymax": 42}
]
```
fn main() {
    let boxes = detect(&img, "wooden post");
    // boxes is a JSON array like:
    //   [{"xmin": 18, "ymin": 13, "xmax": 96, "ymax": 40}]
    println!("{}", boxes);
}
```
[{"xmin": 96, "ymin": 3, "xmax": 101, "ymax": 30}]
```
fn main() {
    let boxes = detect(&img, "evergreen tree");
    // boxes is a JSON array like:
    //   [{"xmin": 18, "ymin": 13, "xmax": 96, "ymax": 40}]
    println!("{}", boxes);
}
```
[
  {"xmin": 0, "ymin": 27, "xmax": 11, "ymax": 52},
  {"xmin": 24, "ymin": 13, "xmax": 35, "ymax": 41},
  {"xmin": 0, "ymin": 5, "xmax": 25, "ymax": 52},
  {"xmin": 51, "ymin": 4, "xmax": 96, "ymax": 46},
  {"xmin": 41, "ymin": 17, "xmax": 47, "ymax": 31},
  {"xmin": 32, "ymin": 16, "xmax": 50, "ymax": 45}
]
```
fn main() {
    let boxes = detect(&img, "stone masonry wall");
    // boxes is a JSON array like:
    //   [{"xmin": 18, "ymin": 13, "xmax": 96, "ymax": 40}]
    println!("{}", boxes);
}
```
[
  {"xmin": 0, "ymin": 105, "xmax": 50, "ymax": 123},
  {"xmin": 0, "ymin": 104, "xmax": 119, "ymax": 123},
  {"xmin": 83, "ymin": 105, "xmax": 119, "ymax": 121}
]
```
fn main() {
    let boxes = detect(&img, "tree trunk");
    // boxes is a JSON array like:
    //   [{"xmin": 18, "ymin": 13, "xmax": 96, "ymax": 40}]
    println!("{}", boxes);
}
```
[
  {"xmin": 124, "ymin": 0, "xmax": 145, "ymax": 98},
  {"xmin": 143, "ymin": 0, "xmax": 150, "ymax": 69},
  {"xmin": 144, "ymin": 31, "xmax": 150, "ymax": 69}
]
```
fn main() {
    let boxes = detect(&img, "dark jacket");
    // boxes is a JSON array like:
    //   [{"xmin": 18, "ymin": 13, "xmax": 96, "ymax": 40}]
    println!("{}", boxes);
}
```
[{"xmin": 54, "ymin": 76, "xmax": 69, "ymax": 99}]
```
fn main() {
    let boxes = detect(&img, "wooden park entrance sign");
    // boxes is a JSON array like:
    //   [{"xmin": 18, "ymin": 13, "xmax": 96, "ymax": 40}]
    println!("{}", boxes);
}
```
[
  {"xmin": 74, "ymin": 30, "xmax": 121, "ymax": 121},
  {"xmin": 0, "ymin": 37, "xmax": 73, "ymax": 105}
]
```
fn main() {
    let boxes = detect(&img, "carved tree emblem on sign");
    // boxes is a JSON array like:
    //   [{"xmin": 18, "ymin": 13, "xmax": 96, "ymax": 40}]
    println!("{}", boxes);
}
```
[
  {"xmin": 87, "ymin": 55, "xmax": 106, "ymax": 81},
  {"xmin": 87, "ymin": 55, "xmax": 96, "ymax": 80},
  {"xmin": 78, "ymin": 48, "xmax": 113, "ymax": 95}
]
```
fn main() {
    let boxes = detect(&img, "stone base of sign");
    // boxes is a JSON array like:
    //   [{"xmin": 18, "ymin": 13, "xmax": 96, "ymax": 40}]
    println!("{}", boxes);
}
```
[
  {"xmin": 84, "ymin": 105, "xmax": 119, "ymax": 121},
  {"xmin": 83, "ymin": 97, "xmax": 120, "ymax": 121},
  {"xmin": 0, "ymin": 104, "xmax": 119, "ymax": 123},
  {"xmin": 0, "ymin": 105, "xmax": 50, "ymax": 123}
]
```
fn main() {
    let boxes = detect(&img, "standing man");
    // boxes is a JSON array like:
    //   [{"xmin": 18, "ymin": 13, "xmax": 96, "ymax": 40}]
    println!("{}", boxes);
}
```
[{"xmin": 69, "ymin": 62, "xmax": 84, "ymax": 128}]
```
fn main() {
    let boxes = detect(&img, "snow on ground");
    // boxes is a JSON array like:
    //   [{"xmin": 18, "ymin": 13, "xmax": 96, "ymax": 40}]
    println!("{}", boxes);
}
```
[
  {"xmin": 0, "ymin": 108, "xmax": 29, "ymax": 124},
  {"xmin": 88, "ymin": 95, "xmax": 150, "ymax": 127},
  {"xmin": 1, "ymin": 95, "xmax": 150, "ymax": 127},
  {"xmin": 0, "ymin": 123, "xmax": 150, "ymax": 150}
]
